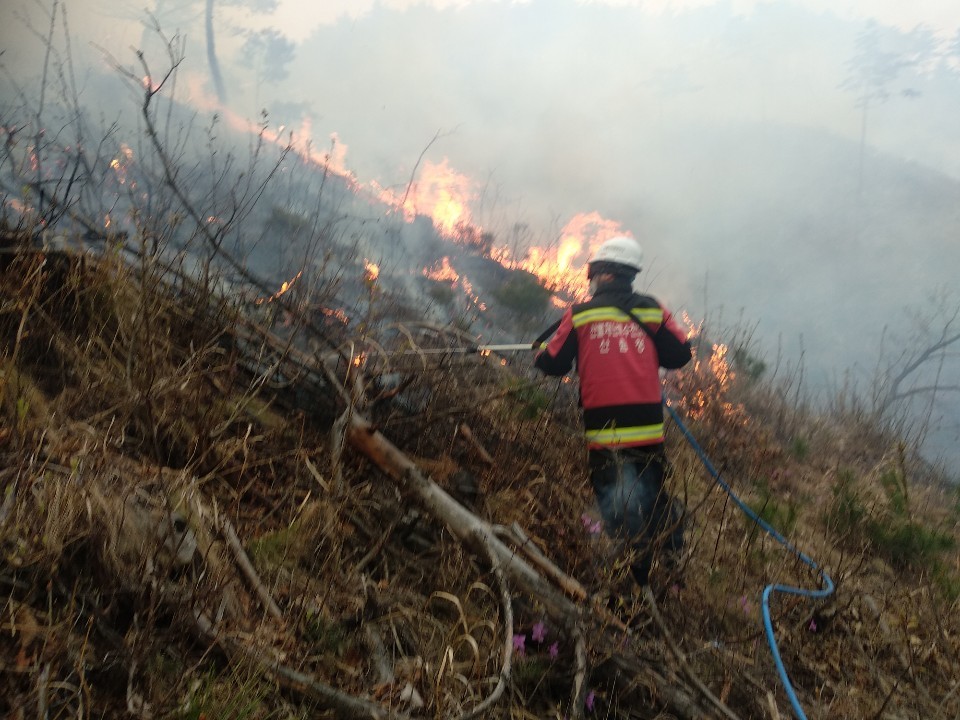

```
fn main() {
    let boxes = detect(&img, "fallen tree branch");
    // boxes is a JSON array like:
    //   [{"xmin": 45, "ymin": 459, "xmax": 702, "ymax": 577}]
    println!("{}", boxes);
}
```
[
  {"xmin": 195, "ymin": 301, "xmax": 729, "ymax": 719},
  {"xmin": 228, "ymin": 324, "xmax": 722, "ymax": 719},
  {"xmin": 459, "ymin": 423, "xmax": 495, "ymax": 465},
  {"xmin": 341, "ymin": 400, "xmax": 723, "ymax": 718},
  {"xmin": 494, "ymin": 522, "xmax": 588, "ymax": 602},
  {"xmin": 218, "ymin": 511, "xmax": 284, "ymax": 623},
  {"xmin": 345, "ymin": 412, "xmax": 579, "ymax": 622}
]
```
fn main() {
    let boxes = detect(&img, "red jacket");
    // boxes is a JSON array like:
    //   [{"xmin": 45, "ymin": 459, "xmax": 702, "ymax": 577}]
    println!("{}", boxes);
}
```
[{"xmin": 535, "ymin": 289, "xmax": 691, "ymax": 449}]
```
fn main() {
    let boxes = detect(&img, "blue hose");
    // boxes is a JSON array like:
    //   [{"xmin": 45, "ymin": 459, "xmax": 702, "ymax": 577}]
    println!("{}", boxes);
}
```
[{"xmin": 664, "ymin": 398, "xmax": 835, "ymax": 720}]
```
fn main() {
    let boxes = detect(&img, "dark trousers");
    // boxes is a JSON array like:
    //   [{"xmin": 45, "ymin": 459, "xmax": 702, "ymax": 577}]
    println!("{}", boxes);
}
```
[{"xmin": 589, "ymin": 447, "xmax": 684, "ymax": 586}]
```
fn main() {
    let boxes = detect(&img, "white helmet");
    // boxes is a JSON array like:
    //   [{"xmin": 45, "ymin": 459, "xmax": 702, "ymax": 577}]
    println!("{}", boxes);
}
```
[{"xmin": 587, "ymin": 236, "xmax": 643, "ymax": 275}]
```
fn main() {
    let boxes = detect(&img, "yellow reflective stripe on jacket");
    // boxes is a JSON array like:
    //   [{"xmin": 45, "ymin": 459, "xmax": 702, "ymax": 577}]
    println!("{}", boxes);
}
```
[
  {"xmin": 571, "ymin": 306, "xmax": 664, "ymax": 328},
  {"xmin": 584, "ymin": 423, "xmax": 665, "ymax": 446}
]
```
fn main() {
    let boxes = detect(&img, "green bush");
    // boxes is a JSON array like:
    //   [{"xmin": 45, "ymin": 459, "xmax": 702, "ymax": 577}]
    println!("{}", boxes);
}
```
[
  {"xmin": 176, "ymin": 666, "xmax": 271, "ymax": 720},
  {"xmin": 303, "ymin": 611, "xmax": 349, "ymax": 655},
  {"xmin": 747, "ymin": 489, "xmax": 798, "ymax": 537},
  {"xmin": 492, "ymin": 270, "xmax": 552, "ymax": 317},
  {"xmin": 879, "ymin": 468, "xmax": 909, "ymax": 518},
  {"xmin": 825, "ymin": 466, "xmax": 955, "ymax": 571},
  {"xmin": 732, "ymin": 345, "xmax": 767, "ymax": 381},
  {"xmin": 426, "ymin": 280, "xmax": 456, "ymax": 305},
  {"xmin": 933, "ymin": 564, "xmax": 960, "ymax": 601},
  {"xmin": 504, "ymin": 377, "xmax": 550, "ymax": 419},
  {"xmin": 268, "ymin": 205, "xmax": 310, "ymax": 234},
  {"xmin": 867, "ymin": 519, "xmax": 954, "ymax": 569},
  {"xmin": 866, "ymin": 465, "xmax": 954, "ymax": 568},
  {"xmin": 790, "ymin": 436, "xmax": 810, "ymax": 460},
  {"xmin": 825, "ymin": 468, "xmax": 867, "ymax": 536}
]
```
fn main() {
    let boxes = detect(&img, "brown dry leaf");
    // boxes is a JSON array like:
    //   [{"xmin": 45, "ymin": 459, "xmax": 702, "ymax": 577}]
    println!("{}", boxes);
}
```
[{"xmin": 12, "ymin": 603, "xmax": 39, "ymax": 651}]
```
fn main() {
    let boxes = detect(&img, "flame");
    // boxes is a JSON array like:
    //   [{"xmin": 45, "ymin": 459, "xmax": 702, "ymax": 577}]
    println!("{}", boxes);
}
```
[
  {"xmin": 173, "ymin": 75, "xmax": 638, "ymax": 311},
  {"xmin": 421, "ymin": 257, "xmax": 485, "ymax": 311},
  {"xmin": 109, "ymin": 143, "xmax": 135, "ymax": 186},
  {"xmin": 460, "ymin": 276, "xmax": 487, "ymax": 311},
  {"xmin": 181, "ymin": 75, "xmax": 359, "ymax": 190},
  {"xmin": 681, "ymin": 341, "xmax": 742, "ymax": 422},
  {"xmin": 317, "ymin": 306, "xmax": 350, "ymax": 325},
  {"xmin": 375, "ymin": 159, "xmax": 477, "ymax": 239},
  {"xmin": 255, "ymin": 270, "xmax": 303, "ymax": 305},
  {"xmin": 4, "ymin": 198, "xmax": 31, "ymax": 215},
  {"xmin": 709, "ymin": 343, "xmax": 733, "ymax": 387},
  {"xmin": 423, "ymin": 256, "xmax": 460, "ymax": 283},
  {"xmin": 142, "ymin": 75, "xmax": 162, "ymax": 93},
  {"xmin": 423, "ymin": 160, "xmax": 472, "ymax": 237},
  {"xmin": 364, "ymin": 260, "xmax": 380, "ymax": 283},
  {"xmin": 492, "ymin": 212, "xmax": 628, "ymax": 298},
  {"xmin": 680, "ymin": 311, "xmax": 702, "ymax": 341}
]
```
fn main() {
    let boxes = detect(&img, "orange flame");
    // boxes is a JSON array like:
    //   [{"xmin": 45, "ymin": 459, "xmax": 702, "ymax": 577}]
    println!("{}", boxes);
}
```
[
  {"xmin": 182, "ymin": 75, "xmax": 359, "ymax": 190},
  {"xmin": 680, "ymin": 311, "xmax": 701, "ymax": 341},
  {"xmin": 460, "ymin": 276, "xmax": 487, "ymax": 312},
  {"xmin": 421, "ymin": 257, "xmax": 485, "ymax": 310},
  {"xmin": 142, "ymin": 75, "xmax": 162, "ymax": 93},
  {"xmin": 493, "ymin": 212, "xmax": 629, "ymax": 298},
  {"xmin": 255, "ymin": 270, "xmax": 303, "ymax": 305},
  {"xmin": 709, "ymin": 343, "xmax": 733, "ymax": 387},
  {"xmin": 109, "ymin": 143, "xmax": 135, "ymax": 186},
  {"xmin": 376, "ymin": 159, "xmax": 476, "ymax": 239},
  {"xmin": 318, "ymin": 306, "xmax": 350, "ymax": 325},
  {"xmin": 175, "ymin": 76, "xmax": 638, "ymax": 311},
  {"xmin": 423, "ymin": 256, "xmax": 460, "ymax": 283},
  {"xmin": 364, "ymin": 259, "xmax": 380, "ymax": 283}
]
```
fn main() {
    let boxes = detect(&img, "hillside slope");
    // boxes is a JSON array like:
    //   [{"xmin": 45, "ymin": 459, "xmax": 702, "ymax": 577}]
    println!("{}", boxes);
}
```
[{"xmin": 2, "ymin": 227, "xmax": 958, "ymax": 719}]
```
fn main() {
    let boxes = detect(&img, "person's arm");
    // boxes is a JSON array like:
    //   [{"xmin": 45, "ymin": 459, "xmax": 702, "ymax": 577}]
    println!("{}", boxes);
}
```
[
  {"xmin": 654, "ymin": 307, "xmax": 692, "ymax": 369},
  {"xmin": 534, "ymin": 309, "xmax": 577, "ymax": 376}
]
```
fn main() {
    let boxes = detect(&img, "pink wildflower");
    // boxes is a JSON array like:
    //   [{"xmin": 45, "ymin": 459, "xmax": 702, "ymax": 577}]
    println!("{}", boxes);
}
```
[
  {"xmin": 512, "ymin": 633, "xmax": 526, "ymax": 656},
  {"xmin": 581, "ymin": 513, "xmax": 602, "ymax": 535},
  {"xmin": 549, "ymin": 641, "xmax": 560, "ymax": 660},
  {"xmin": 808, "ymin": 619, "xmax": 818, "ymax": 632},
  {"xmin": 585, "ymin": 690, "xmax": 596, "ymax": 711},
  {"xmin": 531, "ymin": 621, "xmax": 547, "ymax": 643}
]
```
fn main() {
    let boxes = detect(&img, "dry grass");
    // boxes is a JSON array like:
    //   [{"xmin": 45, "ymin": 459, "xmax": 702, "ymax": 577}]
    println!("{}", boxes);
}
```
[{"xmin": 1, "ymin": 226, "xmax": 958, "ymax": 719}]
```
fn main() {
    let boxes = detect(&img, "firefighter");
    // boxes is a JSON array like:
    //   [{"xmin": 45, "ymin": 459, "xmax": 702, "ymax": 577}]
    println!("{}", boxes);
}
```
[{"xmin": 534, "ymin": 235, "xmax": 692, "ymax": 593}]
